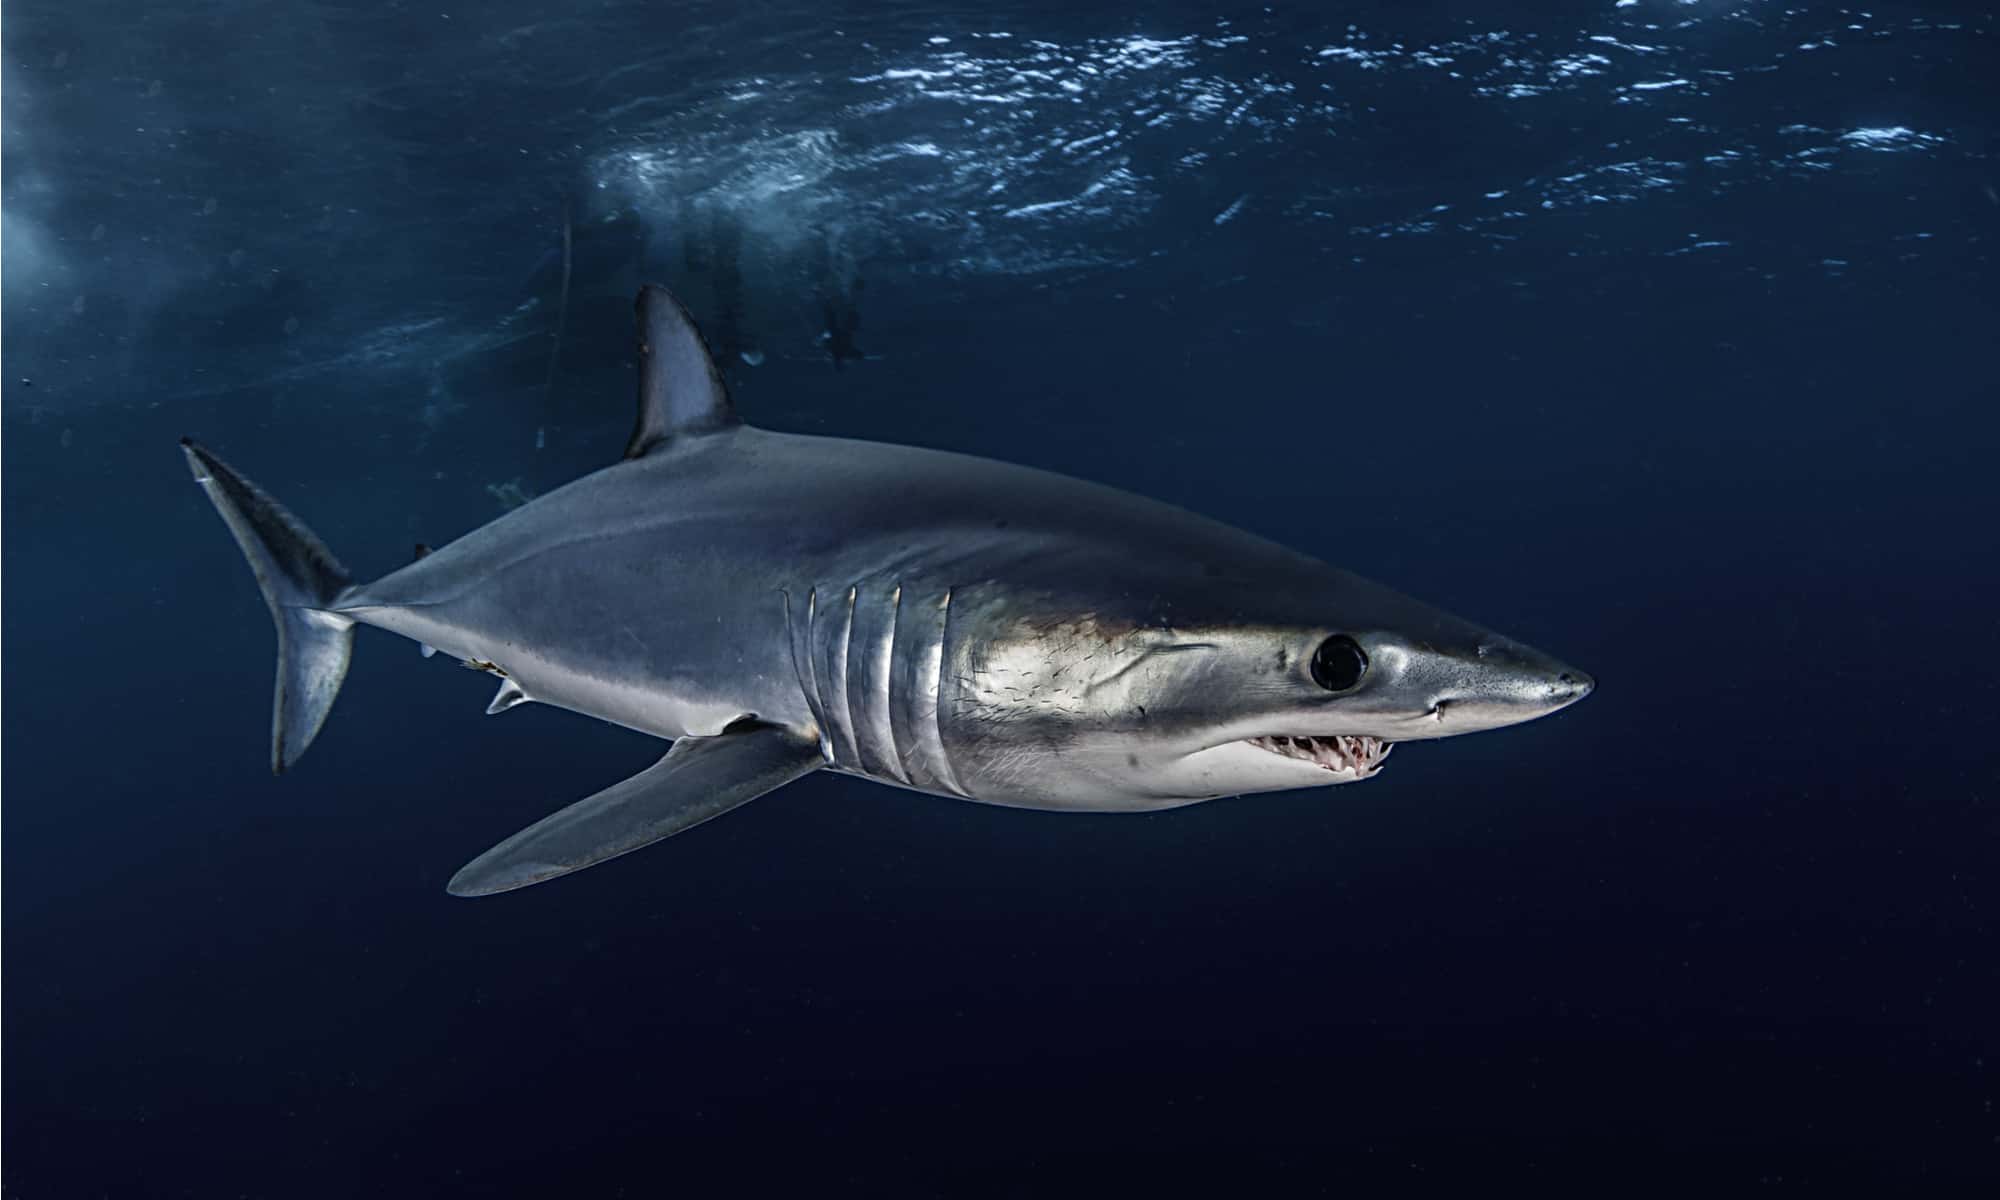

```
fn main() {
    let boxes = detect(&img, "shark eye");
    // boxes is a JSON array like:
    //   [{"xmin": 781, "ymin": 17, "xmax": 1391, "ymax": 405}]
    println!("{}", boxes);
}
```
[{"xmin": 1310, "ymin": 635, "xmax": 1368, "ymax": 692}]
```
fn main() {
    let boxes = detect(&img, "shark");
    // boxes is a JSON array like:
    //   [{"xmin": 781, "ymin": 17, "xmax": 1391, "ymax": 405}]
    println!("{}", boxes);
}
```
[{"xmin": 183, "ymin": 284, "xmax": 1593, "ymax": 898}]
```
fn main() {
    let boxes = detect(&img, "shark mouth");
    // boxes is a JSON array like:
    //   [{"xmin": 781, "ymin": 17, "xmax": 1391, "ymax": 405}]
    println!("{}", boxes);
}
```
[{"xmin": 1244, "ymin": 734, "xmax": 1393, "ymax": 777}]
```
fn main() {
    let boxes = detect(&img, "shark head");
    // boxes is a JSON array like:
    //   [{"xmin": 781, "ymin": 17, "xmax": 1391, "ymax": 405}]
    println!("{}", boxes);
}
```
[
  {"xmin": 938, "ymin": 545, "xmax": 1592, "ymax": 810},
  {"xmin": 1128, "ymin": 617, "xmax": 1591, "ymax": 803}
]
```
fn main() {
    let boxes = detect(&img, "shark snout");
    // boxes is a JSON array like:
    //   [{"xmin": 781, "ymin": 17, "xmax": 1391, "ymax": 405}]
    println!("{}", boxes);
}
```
[
  {"xmin": 1372, "ymin": 633, "xmax": 1593, "ymax": 739},
  {"xmin": 1520, "ymin": 666, "xmax": 1593, "ymax": 709},
  {"xmin": 1476, "ymin": 647, "xmax": 1589, "ymax": 721},
  {"xmin": 1553, "ymin": 669, "xmax": 1594, "ymax": 703}
]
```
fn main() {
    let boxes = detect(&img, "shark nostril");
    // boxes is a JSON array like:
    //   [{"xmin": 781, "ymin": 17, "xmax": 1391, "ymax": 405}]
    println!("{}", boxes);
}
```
[{"xmin": 1551, "ymin": 671, "xmax": 1594, "ymax": 701}]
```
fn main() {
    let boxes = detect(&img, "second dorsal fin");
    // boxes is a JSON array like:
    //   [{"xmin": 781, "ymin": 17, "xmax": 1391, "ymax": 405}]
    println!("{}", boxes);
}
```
[{"xmin": 624, "ymin": 284, "xmax": 736, "ymax": 459}]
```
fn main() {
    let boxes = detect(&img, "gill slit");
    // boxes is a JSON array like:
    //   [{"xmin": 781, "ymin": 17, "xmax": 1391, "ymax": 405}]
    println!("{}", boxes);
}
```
[
  {"xmin": 794, "ymin": 588, "xmax": 832, "ymax": 762},
  {"xmin": 830, "ymin": 584, "xmax": 860, "ymax": 767},
  {"xmin": 882, "ymin": 584, "xmax": 910, "ymax": 783},
  {"xmin": 932, "ymin": 586, "xmax": 967, "ymax": 797}
]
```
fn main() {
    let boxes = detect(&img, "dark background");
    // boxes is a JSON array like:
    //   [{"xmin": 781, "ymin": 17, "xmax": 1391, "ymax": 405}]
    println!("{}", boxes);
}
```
[{"xmin": 5, "ymin": 0, "xmax": 1996, "ymax": 1192}]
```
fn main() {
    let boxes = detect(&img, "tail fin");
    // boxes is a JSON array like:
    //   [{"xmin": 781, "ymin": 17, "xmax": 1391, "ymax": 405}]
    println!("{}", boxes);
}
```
[{"xmin": 181, "ymin": 438, "xmax": 355, "ymax": 774}]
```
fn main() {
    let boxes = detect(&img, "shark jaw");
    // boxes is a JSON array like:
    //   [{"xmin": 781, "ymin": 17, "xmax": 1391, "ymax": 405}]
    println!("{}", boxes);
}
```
[
  {"xmin": 1243, "ymin": 733, "xmax": 1393, "ymax": 780},
  {"xmin": 1146, "ymin": 731, "xmax": 1398, "ymax": 803}
]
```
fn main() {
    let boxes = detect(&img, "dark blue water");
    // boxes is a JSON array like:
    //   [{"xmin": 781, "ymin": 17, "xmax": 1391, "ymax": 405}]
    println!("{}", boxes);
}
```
[{"xmin": 5, "ymin": 0, "xmax": 1996, "ymax": 1192}]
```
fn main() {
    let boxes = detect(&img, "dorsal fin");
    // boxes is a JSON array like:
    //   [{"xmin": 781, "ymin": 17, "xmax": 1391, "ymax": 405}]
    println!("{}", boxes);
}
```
[{"xmin": 624, "ymin": 284, "xmax": 736, "ymax": 459}]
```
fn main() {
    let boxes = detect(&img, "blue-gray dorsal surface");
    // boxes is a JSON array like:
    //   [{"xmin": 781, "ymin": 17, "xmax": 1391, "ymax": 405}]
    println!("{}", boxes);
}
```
[{"xmin": 183, "ymin": 284, "xmax": 1593, "ymax": 897}]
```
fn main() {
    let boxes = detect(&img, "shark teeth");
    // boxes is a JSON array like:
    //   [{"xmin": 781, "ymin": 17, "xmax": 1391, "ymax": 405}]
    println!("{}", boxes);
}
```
[{"xmin": 1245, "ymin": 734, "xmax": 1392, "ymax": 777}]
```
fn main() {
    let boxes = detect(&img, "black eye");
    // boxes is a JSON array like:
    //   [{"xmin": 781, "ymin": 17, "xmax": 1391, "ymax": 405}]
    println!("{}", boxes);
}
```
[{"xmin": 1310, "ymin": 635, "xmax": 1368, "ymax": 692}]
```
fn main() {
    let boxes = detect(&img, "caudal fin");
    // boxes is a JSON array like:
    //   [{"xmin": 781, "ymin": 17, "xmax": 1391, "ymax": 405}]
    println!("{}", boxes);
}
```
[{"xmin": 181, "ymin": 438, "xmax": 355, "ymax": 774}]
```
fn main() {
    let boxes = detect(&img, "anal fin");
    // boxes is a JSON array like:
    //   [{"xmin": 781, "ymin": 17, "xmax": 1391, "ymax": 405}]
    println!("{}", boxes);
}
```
[
  {"xmin": 446, "ymin": 722, "xmax": 823, "ymax": 897},
  {"xmin": 413, "ymin": 545, "xmax": 436, "ymax": 657},
  {"xmin": 486, "ymin": 678, "xmax": 530, "ymax": 715}
]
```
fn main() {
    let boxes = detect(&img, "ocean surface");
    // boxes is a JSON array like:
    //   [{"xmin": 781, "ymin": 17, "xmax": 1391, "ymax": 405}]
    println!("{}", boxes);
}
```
[{"xmin": 4, "ymin": 0, "xmax": 1995, "ymax": 1192}]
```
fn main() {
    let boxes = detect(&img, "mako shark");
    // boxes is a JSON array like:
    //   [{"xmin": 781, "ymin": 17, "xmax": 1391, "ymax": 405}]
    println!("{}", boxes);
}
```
[{"xmin": 184, "ymin": 284, "xmax": 1592, "ymax": 897}]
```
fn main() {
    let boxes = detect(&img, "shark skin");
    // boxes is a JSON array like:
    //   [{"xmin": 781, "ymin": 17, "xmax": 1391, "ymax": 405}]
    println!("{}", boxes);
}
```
[{"xmin": 183, "ymin": 284, "xmax": 1592, "ymax": 897}]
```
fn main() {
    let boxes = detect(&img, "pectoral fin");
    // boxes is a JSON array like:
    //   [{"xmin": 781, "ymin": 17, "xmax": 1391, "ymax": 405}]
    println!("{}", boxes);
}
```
[{"xmin": 446, "ymin": 723, "xmax": 823, "ymax": 897}]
